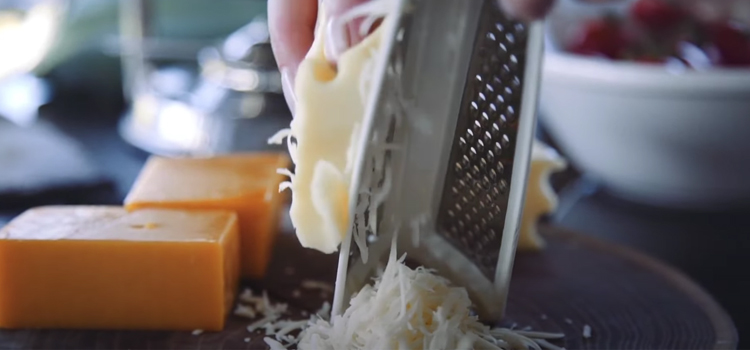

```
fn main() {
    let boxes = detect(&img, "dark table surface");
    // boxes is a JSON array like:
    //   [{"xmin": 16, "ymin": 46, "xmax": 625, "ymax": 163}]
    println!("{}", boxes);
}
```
[{"xmin": 1, "ymin": 100, "xmax": 747, "ymax": 348}]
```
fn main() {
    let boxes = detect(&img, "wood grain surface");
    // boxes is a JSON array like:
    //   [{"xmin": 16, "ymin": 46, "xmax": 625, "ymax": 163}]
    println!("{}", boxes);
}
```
[{"xmin": 0, "ymin": 225, "xmax": 737, "ymax": 350}]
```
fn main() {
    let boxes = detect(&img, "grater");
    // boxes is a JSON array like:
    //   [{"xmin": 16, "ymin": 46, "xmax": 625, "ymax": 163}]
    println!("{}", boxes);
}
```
[{"xmin": 331, "ymin": 0, "xmax": 545, "ymax": 323}]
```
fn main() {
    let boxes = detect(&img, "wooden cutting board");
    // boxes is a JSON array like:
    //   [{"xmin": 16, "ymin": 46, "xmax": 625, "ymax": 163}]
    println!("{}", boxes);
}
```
[{"xmin": 0, "ymin": 225, "xmax": 736, "ymax": 350}]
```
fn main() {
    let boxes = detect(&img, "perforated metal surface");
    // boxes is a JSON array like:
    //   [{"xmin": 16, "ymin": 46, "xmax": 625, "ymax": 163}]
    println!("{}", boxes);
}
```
[{"xmin": 436, "ymin": 1, "xmax": 530, "ymax": 280}]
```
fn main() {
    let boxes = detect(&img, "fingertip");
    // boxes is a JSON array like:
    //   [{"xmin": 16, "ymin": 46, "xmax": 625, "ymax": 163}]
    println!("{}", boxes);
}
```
[
  {"xmin": 268, "ymin": 0, "xmax": 318, "ymax": 73},
  {"xmin": 498, "ymin": 0, "xmax": 555, "ymax": 21}
]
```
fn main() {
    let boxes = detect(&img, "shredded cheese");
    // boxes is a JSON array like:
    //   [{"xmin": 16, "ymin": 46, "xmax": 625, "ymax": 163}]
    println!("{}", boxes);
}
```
[{"xmin": 294, "ymin": 239, "xmax": 565, "ymax": 350}]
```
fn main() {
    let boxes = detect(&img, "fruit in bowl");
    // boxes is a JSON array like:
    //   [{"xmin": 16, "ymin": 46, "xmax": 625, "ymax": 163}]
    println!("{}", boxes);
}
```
[
  {"xmin": 538, "ymin": 0, "xmax": 750, "ymax": 209},
  {"xmin": 565, "ymin": 0, "xmax": 750, "ymax": 68}
]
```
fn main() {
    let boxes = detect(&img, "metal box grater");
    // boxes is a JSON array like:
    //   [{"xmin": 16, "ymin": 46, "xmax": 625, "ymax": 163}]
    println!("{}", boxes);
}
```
[{"xmin": 331, "ymin": 0, "xmax": 545, "ymax": 323}]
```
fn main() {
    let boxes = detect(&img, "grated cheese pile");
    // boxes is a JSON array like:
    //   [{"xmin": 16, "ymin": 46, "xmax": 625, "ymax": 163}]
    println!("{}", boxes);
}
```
[
  {"xmin": 232, "ymin": 241, "xmax": 565, "ymax": 350},
  {"xmin": 295, "ymin": 239, "xmax": 565, "ymax": 350}
]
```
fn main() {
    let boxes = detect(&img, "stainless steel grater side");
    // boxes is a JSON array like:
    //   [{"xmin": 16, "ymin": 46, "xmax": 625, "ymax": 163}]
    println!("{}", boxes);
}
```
[{"xmin": 331, "ymin": 0, "xmax": 545, "ymax": 323}]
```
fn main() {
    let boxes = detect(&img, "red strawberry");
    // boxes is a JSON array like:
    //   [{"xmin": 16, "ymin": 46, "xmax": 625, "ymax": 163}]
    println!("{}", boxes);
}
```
[
  {"xmin": 569, "ymin": 18, "xmax": 629, "ymax": 59},
  {"xmin": 631, "ymin": 0, "xmax": 686, "ymax": 32},
  {"xmin": 711, "ymin": 22, "xmax": 750, "ymax": 67}
]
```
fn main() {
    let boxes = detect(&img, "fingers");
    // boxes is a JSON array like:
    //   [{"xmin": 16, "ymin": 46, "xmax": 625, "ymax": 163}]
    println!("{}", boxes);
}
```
[
  {"xmin": 268, "ymin": 0, "xmax": 319, "ymax": 113},
  {"xmin": 322, "ymin": 0, "xmax": 370, "ymax": 62},
  {"xmin": 498, "ymin": 0, "xmax": 556, "ymax": 20}
]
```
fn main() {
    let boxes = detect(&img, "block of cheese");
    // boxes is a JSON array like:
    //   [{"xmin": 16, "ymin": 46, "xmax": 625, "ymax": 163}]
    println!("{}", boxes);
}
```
[
  {"xmin": 124, "ymin": 152, "xmax": 290, "ymax": 279},
  {"xmin": 0, "ymin": 206, "xmax": 239, "ymax": 331},
  {"xmin": 518, "ymin": 140, "xmax": 568, "ymax": 250}
]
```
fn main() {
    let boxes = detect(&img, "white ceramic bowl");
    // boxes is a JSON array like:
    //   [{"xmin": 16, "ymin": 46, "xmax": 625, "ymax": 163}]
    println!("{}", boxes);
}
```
[{"xmin": 539, "ymin": 1, "xmax": 750, "ymax": 209}]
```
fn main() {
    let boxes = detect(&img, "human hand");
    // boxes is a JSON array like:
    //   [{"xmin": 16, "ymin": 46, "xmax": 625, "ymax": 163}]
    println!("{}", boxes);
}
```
[{"xmin": 268, "ymin": 0, "xmax": 556, "ymax": 114}]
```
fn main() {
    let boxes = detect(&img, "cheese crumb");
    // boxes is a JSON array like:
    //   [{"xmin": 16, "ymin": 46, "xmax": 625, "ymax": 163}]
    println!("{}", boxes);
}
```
[
  {"xmin": 301, "ymin": 279, "xmax": 334, "ymax": 293},
  {"xmin": 583, "ymin": 324, "xmax": 592, "ymax": 339},
  {"xmin": 264, "ymin": 337, "xmax": 286, "ymax": 350}
]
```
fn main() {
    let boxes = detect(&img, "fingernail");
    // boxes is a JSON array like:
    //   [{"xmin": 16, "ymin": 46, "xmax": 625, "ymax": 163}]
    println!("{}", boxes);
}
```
[{"xmin": 281, "ymin": 68, "xmax": 296, "ymax": 116}]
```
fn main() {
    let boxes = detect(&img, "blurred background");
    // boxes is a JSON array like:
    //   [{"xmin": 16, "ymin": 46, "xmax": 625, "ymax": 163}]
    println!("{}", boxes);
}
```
[{"xmin": 0, "ymin": 0, "xmax": 748, "ymax": 346}]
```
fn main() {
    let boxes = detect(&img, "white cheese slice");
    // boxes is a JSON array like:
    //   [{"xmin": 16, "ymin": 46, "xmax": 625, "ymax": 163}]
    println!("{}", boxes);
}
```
[{"xmin": 270, "ymin": 4, "xmax": 384, "ymax": 254}]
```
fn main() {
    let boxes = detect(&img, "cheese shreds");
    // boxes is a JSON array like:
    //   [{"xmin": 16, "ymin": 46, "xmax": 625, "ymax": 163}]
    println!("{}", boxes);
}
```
[
  {"xmin": 583, "ymin": 325, "xmax": 592, "ymax": 339},
  {"xmin": 234, "ymin": 304, "xmax": 257, "ymax": 319},
  {"xmin": 290, "ymin": 239, "xmax": 564, "ymax": 350},
  {"xmin": 264, "ymin": 337, "xmax": 287, "ymax": 350},
  {"xmin": 301, "ymin": 280, "xmax": 334, "ymax": 293}
]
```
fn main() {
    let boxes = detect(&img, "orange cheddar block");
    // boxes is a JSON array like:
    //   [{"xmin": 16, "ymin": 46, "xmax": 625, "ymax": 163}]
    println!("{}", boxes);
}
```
[
  {"xmin": 0, "ymin": 206, "xmax": 240, "ymax": 331},
  {"xmin": 124, "ymin": 152, "xmax": 290, "ymax": 279}
]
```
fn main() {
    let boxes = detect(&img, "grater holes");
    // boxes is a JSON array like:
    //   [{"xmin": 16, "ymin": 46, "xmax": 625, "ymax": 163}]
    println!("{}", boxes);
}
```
[
  {"xmin": 512, "ymin": 76, "xmax": 521, "ymax": 89},
  {"xmin": 461, "ymin": 155, "xmax": 470, "ymax": 169},
  {"xmin": 454, "ymin": 162, "xmax": 463, "ymax": 174},
  {"xmin": 495, "ymin": 22, "xmax": 505, "ymax": 33},
  {"xmin": 501, "ymin": 134, "xmax": 511, "ymax": 148},
  {"xmin": 472, "ymin": 120, "xmax": 483, "ymax": 135},
  {"xmin": 466, "ymin": 129, "xmax": 475, "ymax": 143},
  {"xmin": 471, "ymin": 101, "xmax": 479, "ymax": 112},
  {"xmin": 491, "ymin": 123, "xmax": 502, "ymax": 138},
  {"xmin": 514, "ymin": 22, "xmax": 526, "ymax": 36},
  {"xmin": 480, "ymin": 112, "xmax": 491, "ymax": 127},
  {"xmin": 484, "ymin": 83, "xmax": 495, "ymax": 94},
  {"xmin": 493, "ymin": 141, "xmax": 503, "ymax": 156},
  {"xmin": 497, "ymin": 42, "xmax": 508, "ymax": 54},
  {"xmin": 486, "ymin": 32, "xmax": 496, "ymax": 41},
  {"xmin": 500, "ymin": 64, "xmax": 512, "ymax": 80},
  {"xmin": 488, "ymin": 103, "xmax": 498, "ymax": 115},
  {"xmin": 451, "ymin": 186, "xmax": 460, "ymax": 195},
  {"xmin": 488, "ymin": 229, "xmax": 498, "ymax": 239},
  {"xmin": 505, "ymin": 32, "xmax": 515, "ymax": 45},
  {"xmin": 503, "ymin": 86, "xmax": 514, "ymax": 100},
  {"xmin": 509, "ymin": 54, "xmax": 519, "ymax": 69},
  {"xmin": 477, "ymin": 140, "xmax": 486, "ymax": 154},
  {"xmin": 489, "ymin": 168, "xmax": 498, "ymax": 182},
  {"xmin": 505, "ymin": 106, "xmax": 516, "ymax": 121},
  {"xmin": 499, "ymin": 179, "xmax": 509, "ymax": 193},
  {"xmin": 480, "ymin": 217, "xmax": 488, "ymax": 228},
  {"xmin": 459, "ymin": 136, "xmax": 467, "ymax": 150},
  {"xmin": 491, "ymin": 205, "xmax": 502, "ymax": 217},
  {"xmin": 447, "ymin": 209, "xmax": 455, "ymax": 218},
  {"xmin": 495, "ymin": 92, "xmax": 505, "ymax": 106},
  {"xmin": 487, "ymin": 150, "xmax": 495, "ymax": 163},
  {"xmin": 490, "ymin": 184, "xmax": 501, "ymax": 198},
  {"xmin": 469, "ymin": 147, "xmax": 478, "ymax": 161},
  {"xmin": 480, "ymin": 176, "xmax": 491, "ymax": 191},
  {"xmin": 497, "ymin": 162, "xmax": 505, "ymax": 175},
  {"xmin": 471, "ymin": 165, "xmax": 481, "ymax": 177},
  {"xmin": 458, "ymin": 178, "xmax": 467, "ymax": 189},
  {"xmin": 483, "ymin": 131, "xmax": 492, "ymax": 145}
]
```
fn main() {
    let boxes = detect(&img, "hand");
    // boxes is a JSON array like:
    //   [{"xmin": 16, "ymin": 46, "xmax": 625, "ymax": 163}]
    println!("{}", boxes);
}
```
[{"xmin": 268, "ymin": 0, "xmax": 556, "ymax": 113}]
